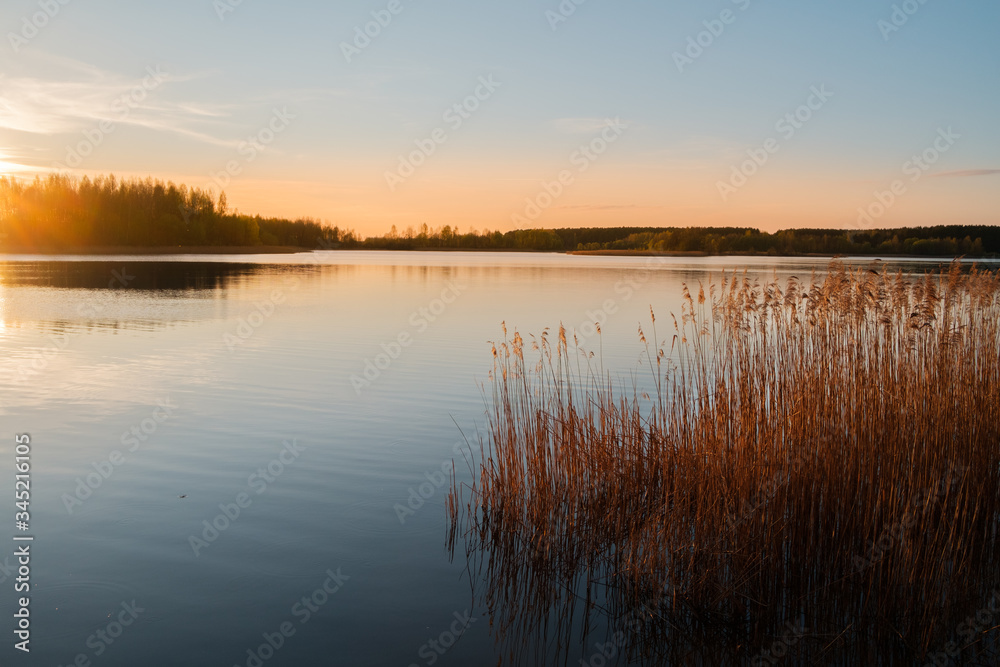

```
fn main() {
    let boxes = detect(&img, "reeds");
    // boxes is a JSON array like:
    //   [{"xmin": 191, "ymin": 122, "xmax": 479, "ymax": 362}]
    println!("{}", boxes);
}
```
[{"xmin": 449, "ymin": 262, "xmax": 1000, "ymax": 665}]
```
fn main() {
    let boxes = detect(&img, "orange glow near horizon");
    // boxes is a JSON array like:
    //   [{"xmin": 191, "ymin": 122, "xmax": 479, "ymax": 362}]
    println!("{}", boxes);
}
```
[
  {"xmin": 5, "ymin": 159, "xmax": 997, "ymax": 239},
  {"xmin": 0, "ymin": 4, "xmax": 997, "ymax": 240},
  {"xmin": 0, "ymin": 156, "xmax": 27, "ymax": 178},
  {"xmin": 191, "ymin": 164, "xmax": 998, "ymax": 237}
]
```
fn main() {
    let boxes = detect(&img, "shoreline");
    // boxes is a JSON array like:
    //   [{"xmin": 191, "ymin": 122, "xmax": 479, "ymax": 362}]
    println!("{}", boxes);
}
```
[
  {"xmin": 0, "ymin": 245, "xmax": 311, "ymax": 256},
  {"xmin": 566, "ymin": 249, "xmax": 998, "ymax": 260},
  {"xmin": 0, "ymin": 245, "xmax": 993, "ymax": 261},
  {"xmin": 568, "ymin": 249, "xmax": 708, "ymax": 257}
]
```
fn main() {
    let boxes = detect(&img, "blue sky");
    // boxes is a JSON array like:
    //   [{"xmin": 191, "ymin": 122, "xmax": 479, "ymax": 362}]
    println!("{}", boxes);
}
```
[{"xmin": 0, "ymin": 0, "xmax": 997, "ymax": 233}]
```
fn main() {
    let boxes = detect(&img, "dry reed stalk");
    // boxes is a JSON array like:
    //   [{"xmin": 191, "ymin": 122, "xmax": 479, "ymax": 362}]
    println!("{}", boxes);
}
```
[{"xmin": 450, "ymin": 262, "xmax": 1000, "ymax": 665}]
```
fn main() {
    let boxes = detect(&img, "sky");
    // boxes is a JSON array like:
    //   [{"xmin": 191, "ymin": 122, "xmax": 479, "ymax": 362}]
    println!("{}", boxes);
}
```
[{"xmin": 0, "ymin": 0, "xmax": 998, "ymax": 236}]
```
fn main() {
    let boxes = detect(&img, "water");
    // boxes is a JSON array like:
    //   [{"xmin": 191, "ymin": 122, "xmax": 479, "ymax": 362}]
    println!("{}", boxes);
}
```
[{"xmin": 0, "ymin": 252, "xmax": 984, "ymax": 666}]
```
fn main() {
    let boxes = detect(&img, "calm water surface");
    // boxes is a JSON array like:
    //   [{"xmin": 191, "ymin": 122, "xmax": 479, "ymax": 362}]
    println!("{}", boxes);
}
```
[{"xmin": 0, "ymin": 252, "xmax": 983, "ymax": 666}]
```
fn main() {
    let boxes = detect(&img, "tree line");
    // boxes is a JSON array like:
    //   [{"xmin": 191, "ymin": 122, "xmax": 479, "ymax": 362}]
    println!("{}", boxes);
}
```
[
  {"xmin": 360, "ymin": 224, "xmax": 999, "ymax": 257},
  {"xmin": 1, "ymin": 174, "xmax": 995, "ymax": 257},
  {"xmin": 0, "ymin": 174, "xmax": 356, "ymax": 250}
]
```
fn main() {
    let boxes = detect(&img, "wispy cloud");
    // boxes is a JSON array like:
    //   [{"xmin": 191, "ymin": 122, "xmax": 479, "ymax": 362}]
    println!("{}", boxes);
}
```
[
  {"xmin": 0, "ymin": 65, "xmax": 239, "ymax": 148},
  {"xmin": 929, "ymin": 168, "xmax": 1000, "ymax": 179},
  {"xmin": 0, "ymin": 54, "xmax": 339, "ymax": 152},
  {"xmin": 0, "ymin": 145, "xmax": 52, "ymax": 175}
]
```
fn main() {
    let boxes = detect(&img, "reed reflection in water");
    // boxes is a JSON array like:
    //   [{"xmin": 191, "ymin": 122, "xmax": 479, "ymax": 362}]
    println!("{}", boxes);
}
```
[{"xmin": 450, "ymin": 262, "xmax": 1000, "ymax": 665}]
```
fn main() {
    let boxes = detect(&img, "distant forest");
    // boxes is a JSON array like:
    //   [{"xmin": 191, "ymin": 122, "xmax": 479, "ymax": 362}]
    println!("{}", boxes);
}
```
[
  {"xmin": 0, "ymin": 175, "xmax": 355, "ymax": 250},
  {"xmin": 1, "ymin": 175, "xmax": 997, "ymax": 257},
  {"xmin": 360, "ymin": 224, "xmax": 999, "ymax": 256}
]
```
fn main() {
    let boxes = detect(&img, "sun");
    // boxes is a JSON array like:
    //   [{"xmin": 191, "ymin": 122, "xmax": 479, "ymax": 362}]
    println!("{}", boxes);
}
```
[
  {"xmin": 0, "ymin": 152, "xmax": 20, "ymax": 177},
  {"xmin": 0, "ymin": 153, "xmax": 38, "ymax": 179}
]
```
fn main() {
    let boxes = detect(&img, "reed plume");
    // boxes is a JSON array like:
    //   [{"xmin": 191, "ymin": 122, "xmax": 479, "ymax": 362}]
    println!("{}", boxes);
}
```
[{"xmin": 449, "ymin": 262, "xmax": 1000, "ymax": 665}]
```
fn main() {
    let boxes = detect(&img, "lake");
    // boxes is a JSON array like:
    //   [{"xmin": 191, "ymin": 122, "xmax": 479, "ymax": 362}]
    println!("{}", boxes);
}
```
[{"xmin": 0, "ymin": 251, "xmax": 987, "ymax": 666}]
